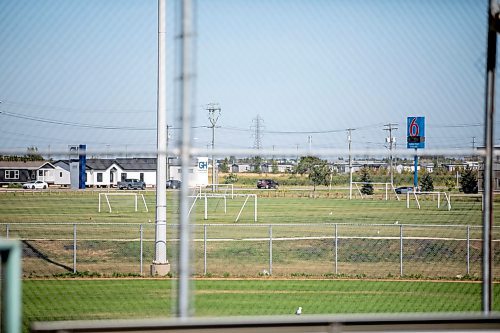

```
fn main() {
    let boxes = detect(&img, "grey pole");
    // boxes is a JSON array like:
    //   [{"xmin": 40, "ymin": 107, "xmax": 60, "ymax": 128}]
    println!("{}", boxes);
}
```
[
  {"xmin": 207, "ymin": 104, "xmax": 221, "ymax": 192},
  {"xmin": 269, "ymin": 225, "xmax": 273, "ymax": 275},
  {"xmin": 466, "ymin": 225, "xmax": 470, "ymax": 276},
  {"xmin": 151, "ymin": 0, "xmax": 170, "ymax": 276},
  {"xmin": 178, "ymin": 0, "xmax": 195, "ymax": 318},
  {"xmin": 204, "ymin": 224, "xmax": 207, "ymax": 275},
  {"xmin": 73, "ymin": 224, "xmax": 77, "ymax": 274},
  {"xmin": 334, "ymin": 224, "xmax": 338, "ymax": 274},
  {"xmin": 399, "ymin": 225, "xmax": 403, "ymax": 277},
  {"xmin": 482, "ymin": 0, "xmax": 498, "ymax": 313},
  {"xmin": 140, "ymin": 224, "xmax": 143, "ymax": 276},
  {"xmin": 6, "ymin": 224, "xmax": 9, "ymax": 239}
]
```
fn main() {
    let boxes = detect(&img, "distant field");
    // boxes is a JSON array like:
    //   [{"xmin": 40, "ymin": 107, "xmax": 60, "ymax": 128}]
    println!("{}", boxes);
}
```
[
  {"xmin": 1, "ymin": 190, "xmax": 497, "ymax": 278},
  {"xmin": 23, "ymin": 278, "xmax": 500, "ymax": 331},
  {"xmin": 0, "ymin": 189, "xmax": 488, "ymax": 225}
]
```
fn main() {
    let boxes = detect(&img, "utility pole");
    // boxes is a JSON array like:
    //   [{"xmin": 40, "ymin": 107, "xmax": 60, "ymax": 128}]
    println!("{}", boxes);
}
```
[
  {"xmin": 308, "ymin": 135, "xmax": 312, "ymax": 153},
  {"xmin": 207, "ymin": 103, "xmax": 221, "ymax": 191},
  {"xmin": 166, "ymin": 125, "xmax": 171, "ymax": 181},
  {"xmin": 384, "ymin": 123, "xmax": 398, "ymax": 186},
  {"xmin": 347, "ymin": 128, "xmax": 355, "ymax": 200},
  {"xmin": 151, "ymin": 0, "xmax": 170, "ymax": 277}
]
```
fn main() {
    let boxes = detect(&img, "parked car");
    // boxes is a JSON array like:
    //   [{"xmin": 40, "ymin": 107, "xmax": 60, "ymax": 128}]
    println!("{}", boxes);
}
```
[
  {"xmin": 257, "ymin": 179, "xmax": 279, "ymax": 189},
  {"xmin": 22, "ymin": 180, "xmax": 48, "ymax": 189},
  {"xmin": 395, "ymin": 186, "xmax": 414, "ymax": 194},
  {"xmin": 166, "ymin": 179, "xmax": 181, "ymax": 189},
  {"xmin": 117, "ymin": 179, "xmax": 145, "ymax": 190}
]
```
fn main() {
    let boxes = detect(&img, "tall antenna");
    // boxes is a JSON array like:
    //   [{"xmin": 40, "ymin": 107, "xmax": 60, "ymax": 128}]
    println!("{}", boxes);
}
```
[
  {"xmin": 207, "ymin": 103, "xmax": 221, "ymax": 190},
  {"xmin": 251, "ymin": 115, "xmax": 264, "ymax": 151}
]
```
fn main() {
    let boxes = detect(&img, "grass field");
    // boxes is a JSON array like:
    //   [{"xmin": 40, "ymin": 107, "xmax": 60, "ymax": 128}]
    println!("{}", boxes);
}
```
[
  {"xmin": 0, "ymin": 189, "xmax": 488, "ymax": 225},
  {"xmin": 23, "ymin": 278, "xmax": 500, "ymax": 331}
]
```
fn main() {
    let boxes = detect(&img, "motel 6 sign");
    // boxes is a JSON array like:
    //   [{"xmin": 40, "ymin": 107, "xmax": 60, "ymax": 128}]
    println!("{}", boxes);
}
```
[{"xmin": 407, "ymin": 116, "xmax": 425, "ymax": 149}]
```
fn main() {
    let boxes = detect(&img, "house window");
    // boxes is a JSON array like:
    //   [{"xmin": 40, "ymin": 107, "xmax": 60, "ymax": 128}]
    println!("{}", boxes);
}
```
[
  {"xmin": 140, "ymin": 173, "xmax": 144, "ymax": 182},
  {"xmin": 97, "ymin": 173, "xmax": 103, "ymax": 182},
  {"xmin": 5, "ymin": 170, "xmax": 19, "ymax": 179},
  {"xmin": 60, "ymin": 172, "xmax": 63, "ymax": 177},
  {"xmin": 121, "ymin": 173, "xmax": 127, "ymax": 181},
  {"xmin": 38, "ymin": 170, "xmax": 43, "ymax": 176}
]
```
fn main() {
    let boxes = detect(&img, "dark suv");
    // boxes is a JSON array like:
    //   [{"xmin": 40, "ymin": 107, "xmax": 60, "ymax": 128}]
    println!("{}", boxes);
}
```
[{"xmin": 257, "ymin": 179, "xmax": 279, "ymax": 189}]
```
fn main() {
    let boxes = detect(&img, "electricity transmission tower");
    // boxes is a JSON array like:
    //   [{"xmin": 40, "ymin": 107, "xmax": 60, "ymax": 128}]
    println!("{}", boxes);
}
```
[
  {"xmin": 384, "ymin": 123, "xmax": 398, "ymax": 186},
  {"xmin": 207, "ymin": 103, "xmax": 221, "ymax": 190},
  {"xmin": 251, "ymin": 115, "xmax": 264, "ymax": 151}
]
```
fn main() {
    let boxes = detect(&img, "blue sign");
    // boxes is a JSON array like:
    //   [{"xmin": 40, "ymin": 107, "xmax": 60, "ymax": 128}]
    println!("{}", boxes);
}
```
[{"xmin": 407, "ymin": 117, "xmax": 425, "ymax": 149}]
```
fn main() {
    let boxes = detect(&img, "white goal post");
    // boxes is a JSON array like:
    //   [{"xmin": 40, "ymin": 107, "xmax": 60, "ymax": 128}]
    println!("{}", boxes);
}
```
[
  {"xmin": 406, "ymin": 191, "xmax": 451, "ymax": 211},
  {"xmin": 351, "ymin": 182, "xmax": 399, "ymax": 200},
  {"xmin": 98, "ymin": 192, "xmax": 149, "ymax": 213},
  {"xmin": 187, "ymin": 193, "xmax": 257, "ymax": 222}
]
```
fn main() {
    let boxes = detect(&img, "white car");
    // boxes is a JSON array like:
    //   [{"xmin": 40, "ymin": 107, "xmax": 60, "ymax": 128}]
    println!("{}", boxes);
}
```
[{"xmin": 22, "ymin": 180, "xmax": 48, "ymax": 189}]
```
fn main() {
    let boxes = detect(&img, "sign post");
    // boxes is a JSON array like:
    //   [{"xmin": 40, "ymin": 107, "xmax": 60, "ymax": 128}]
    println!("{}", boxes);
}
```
[{"xmin": 407, "ymin": 117, "xmax": 425, "ymax": 190}]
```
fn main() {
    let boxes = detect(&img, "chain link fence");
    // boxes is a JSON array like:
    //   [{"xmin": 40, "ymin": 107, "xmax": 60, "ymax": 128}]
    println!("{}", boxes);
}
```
[{"xmin": 2, "ymin": 223, "xmax": 497, "ymax": 279}]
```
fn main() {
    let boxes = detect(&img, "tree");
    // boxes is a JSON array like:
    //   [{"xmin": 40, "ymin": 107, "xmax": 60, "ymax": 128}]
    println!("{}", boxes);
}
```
[
  {"xmin": 25, "ymin": 146, "xmax": 44, "ymax": 161},
  {"xmin": 224, "ymin": 173, "xmax": 238, "ymax": 184},
  {"xmin": 359, "ymin": 167, "xmax": 374, "ymax": 195},
  {"xmin": 252, "ymin": 156, "xmax": 262, "ymax": 173},
  {"xmin": 219, "ymin": 158, "xmax": 230, "ymax": 173},
  {"xmin": 460, "ymin": 166, "xmax": 478, "ymax": 194},
  {"xmin": 420, "ymin": 172, "xmax": 434, "ymax": 192},
  {"xmin": 295, "ymin": 156, "xmax": 322, "ymax": 175},
  {"xmin": 308, "ymin": 160, "xmax": 331, "ymax": 191}
]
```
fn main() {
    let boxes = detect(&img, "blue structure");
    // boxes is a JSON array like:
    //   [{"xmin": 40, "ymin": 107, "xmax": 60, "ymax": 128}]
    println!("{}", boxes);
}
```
[
  {"xmin": 78, "ymin": 144, "xmax": 86, "ymax": 189},
  {"xmin": 407, "ymin": 117, "xmax": 425, "ymax": 189}
]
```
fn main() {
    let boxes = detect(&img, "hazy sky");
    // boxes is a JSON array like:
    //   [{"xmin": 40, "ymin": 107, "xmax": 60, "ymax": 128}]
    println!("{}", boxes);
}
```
[{"xmin": 0, "ymin": 0, "xmax": 491, "ymax": 156}]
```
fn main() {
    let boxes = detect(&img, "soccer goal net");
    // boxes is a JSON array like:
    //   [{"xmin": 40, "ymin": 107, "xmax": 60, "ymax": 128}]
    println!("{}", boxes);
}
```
[
  {"xmin": 98, "ymin": 192, "xmax": 149, "ymax": 213},
  {"xmin": 406, "ymin": 191, "xmax": 451, "ymax": 211},
  {"xmin": 351, "ymin": 182, "xmax": 399, "ymax": 200}
]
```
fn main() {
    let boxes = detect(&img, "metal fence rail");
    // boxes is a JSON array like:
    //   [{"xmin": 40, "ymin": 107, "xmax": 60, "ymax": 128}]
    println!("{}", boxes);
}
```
[{"xmin": 2, "ymin": 223, "xmax": 498, "ymax": 278}]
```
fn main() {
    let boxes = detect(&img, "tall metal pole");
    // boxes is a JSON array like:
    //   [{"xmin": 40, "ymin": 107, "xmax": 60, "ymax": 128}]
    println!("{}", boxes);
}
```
[
  {"xmin": 207, "ymin": 104, "xmax": 221, "ymax": 191},
  {"xmin": 384, "ymin": 123, "xmax": 398, "ymax": 186},
  {"xmin": 482, "ymin": 0, "xmax": 498, "ymax": 314},
  {"xmin": 347, "ymin": 129, "xmax": 354, "ymax": 200},
  {"xmin": 151, "ymin": 0, "xmax": 170, "ymax": 276},
  {"xmin": 178, "ymin": 0, "xmax": 195, "ymax": 318}
]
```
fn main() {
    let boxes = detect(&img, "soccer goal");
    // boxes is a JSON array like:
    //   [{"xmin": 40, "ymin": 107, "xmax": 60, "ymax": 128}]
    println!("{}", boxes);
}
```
[
  {"xmin": 406, "ymin": 191, "xmax": 451, "ymax": 211},
  {"xmin": 98, "ymin": 192, "xmax": 149, "ymax": 213},
  {"xmin": 187, "ymin": 193, "xmax": 257, "ymax": 222},
  {"xmin": 351, "ymin": 182, "xmax": 399, "ymax": 200}
]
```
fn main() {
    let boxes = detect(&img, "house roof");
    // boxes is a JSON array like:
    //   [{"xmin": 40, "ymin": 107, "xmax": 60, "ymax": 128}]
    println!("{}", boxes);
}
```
[
  {"xmin": 115, "ymin": 158, "xmax": 157, "ymax": 171},
  {"xmin": 86, "ymin": 159, "xmax": 117, "ymax": 171},
  {"xmin": 0, "ymin": 161, "xmax": 55, "ymax": 170}
]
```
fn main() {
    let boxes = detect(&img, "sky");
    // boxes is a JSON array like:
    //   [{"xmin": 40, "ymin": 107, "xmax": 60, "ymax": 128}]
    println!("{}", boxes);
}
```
[{"xmin": 0, "ymin": 0, "xmax": 492, "ymax": 158}]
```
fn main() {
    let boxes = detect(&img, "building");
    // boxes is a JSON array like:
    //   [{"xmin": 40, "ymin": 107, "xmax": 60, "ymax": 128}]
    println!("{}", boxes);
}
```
[{"xmin": 0, "ymin": 160, "xmax": 67, "ymax": 186}]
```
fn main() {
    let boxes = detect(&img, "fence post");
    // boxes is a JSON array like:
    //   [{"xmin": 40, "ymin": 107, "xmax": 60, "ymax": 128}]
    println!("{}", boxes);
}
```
[
  {"xmin": 334, "ymin": 224, "xmax": 338, "ymax": 275},
  {"xmin": 204, "ymin": 224, "xmax": 207, "ymax": 275},
  {"xmin": 269, "ymin": 225, "xmax": 273, "ymax": 275},
  {"xmin": 204, "ymin": 194, "xmax": 208, "ymax": 220},
  {"xmin": 140, "ymin": 224, "xmax": 143, "ymax": 276},
  {"xmin": 467, "ymin": 225, "xmax": 470, "ymax": 275},
  {"xmin": 73, "ymin": 224, "xmax": 77, "ymax": 274},
  {"xmin": 399, "ymin": 224, "xmax": 403, "ymax": 277},
  {"xmin": 6, "ymin": 224, "xmax": 9, "ymax": 239}
]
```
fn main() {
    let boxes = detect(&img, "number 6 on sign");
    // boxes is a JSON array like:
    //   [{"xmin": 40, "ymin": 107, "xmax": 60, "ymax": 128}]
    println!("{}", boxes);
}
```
[{"xmin": 407, "ymin": 117, "xmax": 425, "ymax": 149}]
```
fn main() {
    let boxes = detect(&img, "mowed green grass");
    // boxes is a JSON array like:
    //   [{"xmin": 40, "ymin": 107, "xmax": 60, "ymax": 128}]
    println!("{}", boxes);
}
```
[
  {"xmin": 23, "ymin": 279, "xmax": 500, "ymax": 330},
  {"xmin": 0, "ymin": 190, "xmax": 488, "ymax": 226}
]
